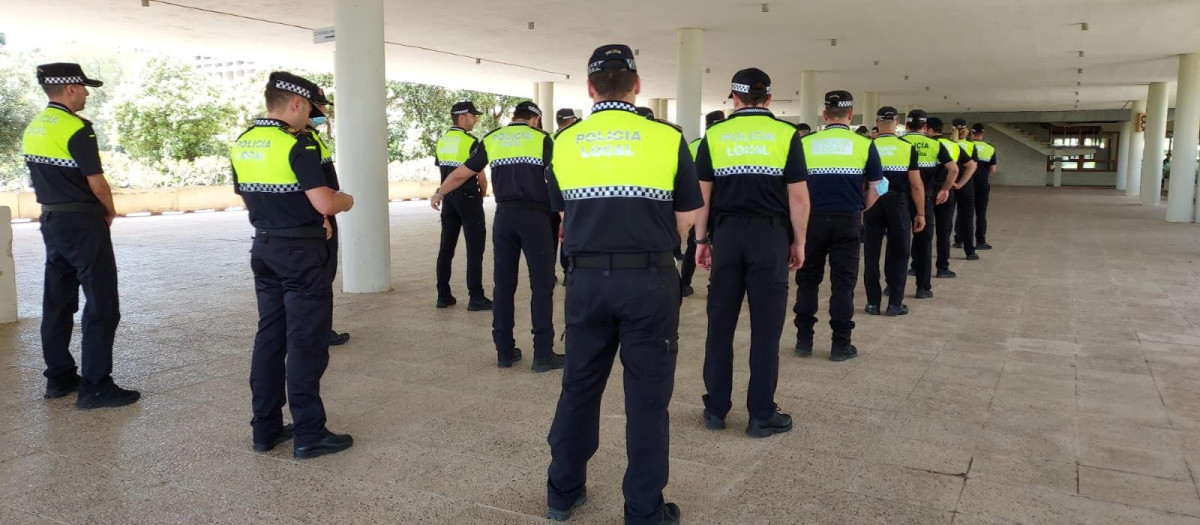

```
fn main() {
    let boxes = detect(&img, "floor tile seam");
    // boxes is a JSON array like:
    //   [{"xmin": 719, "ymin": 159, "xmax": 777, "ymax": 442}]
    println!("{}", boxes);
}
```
[
  {"xmin": 1184, "ymin": 456, "xmax": 1200, "ymax": 512},
  {"xmin": 1146, "ymin": 356, "xmax": 1182, "ymax": 431},
  {"xmin": 1077, "ymin": 462, "xmax": 1195, "ymax": 482},
  {"xmin": 1072, "ymin": 489, "xmax": 1200, "ymax": 519},
  {"xmin": 1074, "ymin": 354, "xmax": 1082, "ymax": 496},
  {"xmin": 0, "ymin": 504, "xmax": 71, "ymax": 525}
]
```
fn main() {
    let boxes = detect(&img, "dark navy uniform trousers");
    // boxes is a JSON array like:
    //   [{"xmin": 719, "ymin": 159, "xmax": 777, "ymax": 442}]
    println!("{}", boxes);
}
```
[
  {"xmin": 954, "ymin": 178, "xmax": 977, "ymax": 256},
  {"xmin": 679, "ymin": 228, "xmax": 697, "ymax": 290},
  {"xmin": 436, "ymin": 190, "xmax": 487, "ymax": 300},
  {"xmin": 934, "ymin": 189, "xmax": 956, "ymax": 272},
  {"xmin": 40, "ymin": 211, "xmax": 120, "ymax": 387},
  {"xmin": 975, "ymin": 176, "xmax": 991, "ymax": 245},
  {"xmin": 863, "ymin": 193, "xmax": 911, "ymax": 307},
  {"xmin": 547, "ymin": 258, "xmax": 680, "ymax": 525},
  {"xmin": 794, "ymin": 212, "xmax": 861, "ymax": 349},
  {"xmin": 492, "ymin": 205, "xmax": 555, "ymax": 362},
  {"xmin": 911, "ymin": 195, "xmax": 936, "ymax": 292},
  {"xmin": 249, "ymin": 235, "xmax": 333, "ymax": 447},
  {"xmin": 703, "ymin": 216, "xmax": 789, "ymax": 421}
]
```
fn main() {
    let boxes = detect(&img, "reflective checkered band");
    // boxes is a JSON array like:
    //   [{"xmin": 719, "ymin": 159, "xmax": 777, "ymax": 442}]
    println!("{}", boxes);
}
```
[
  {"xmin": 713, "ymin": 165, "xmax": 785, "ymax": 177},
  {"xmin": 917, "ymin": 161, "xmax": 938, "ymax": 168},
  {"xmin": 827, "ymin": 100, "xmax": 854, "ymax": 108},
  {"xmin": 876, "ymin": 133, "xmax": 897, "ymax": 138},
  {"xmin": 438, "ymin": 161, "xmax": 463, "ymax": 167},
  {"xmin": 808, "ymin": 167, "xmax": 865, "ymax": 175},
  {"xmin": 254, "ymin": 119, "xmax": 287, "ymax": 127},
  {"xmin": 881, "ymin": 165, "xmax": 910, "ymax": 172},
  {"xmin": 588, "ymin": 58, "xmax": 637, "ymax": 75},
  {"xmin": 451, "ymin": 109, "xmax": 472, "ymax": 115},
  {"xmin": 491, "ymin": 156, "xmax": 544, "ymax": 167},
  {"xmin": 42, "ymin": 76, "xmax": 86, "ymax": 85},
  {"xmin": 237, "ymin": 182, "xmax": 303, "ymax": 193},
  {"xmin": 824, "ymin": 124, "xmax": 851, "ymax": 131},
  {"xmin": 24, "ymin": 155, "xmax": 78, "ymax": 168},
  {"xmin": 561, "ymin": 185, "xmax": 672, "ymax": 201},
  {"xmin": 274, "ymin": 80, "xmax": 311, "ymax": 99},
  {"xmin": 734, "ymin": 108, "xmax": 772, "ymax": 115},
  {"xmin": 321, "ymin": 157, "xmax": 334, "ymax": 165},
  {"xmin": 731, "ymin": 83, "xmax": 769, "ymax": 94},
  {"xmin": 591, "ymin": 101, "xmax": 638, "ymax": 113}
]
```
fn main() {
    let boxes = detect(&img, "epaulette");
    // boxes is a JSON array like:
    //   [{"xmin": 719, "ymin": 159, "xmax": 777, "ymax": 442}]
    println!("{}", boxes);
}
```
[
  {"xmin": 655, "ymin": 118, "xmax": 683, "ymax": 132},
  {"xmin": 281, "ymin": 125, "xmax": 306, "ymax": 137}
]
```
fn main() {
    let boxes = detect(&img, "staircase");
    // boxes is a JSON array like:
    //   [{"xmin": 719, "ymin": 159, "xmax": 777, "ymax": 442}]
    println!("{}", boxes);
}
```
[{"xmin": 987, "ymin": 123, "xmax": 1096, "ymax": 156}]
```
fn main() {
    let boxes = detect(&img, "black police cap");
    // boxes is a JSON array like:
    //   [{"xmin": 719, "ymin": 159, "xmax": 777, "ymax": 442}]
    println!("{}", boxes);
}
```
[
  {"xmin": 705, "ymin": 110, "xmax": 726, "ymax": 128},
  {"xmin": 927, "ymin": 117, "xmax": 945, "ymax": 132},
  {"xmin": 635, "ymin": 106, "xmax": 655, "ymax": 119},
  {"xmin": 856, "ymin": 126, "xmax": 870, "ymax": 135},
  {"xmin": 876, "ymin": 106, "xmax": 899, "ymax": 121},
  {"xmin": 588, "ymin": 44, "xmax": 638, "ymax": 76},
  {"xmin": 451, "ymin": 101, "xmax": 483, "ymax": 116},
  {"xmin": 906, "ymin": 109, "xmax": 928, "ymax": 124},
  {"xmin": 824, "ymin": 90, "xmax": 853, "ymax": 108},
  {"xmin": 514, "ymin": 100, "xmax": 542, "ymax": 117},
  {"xmin": 269, "ymin": 71, "xmax": 331, "ymax": 118},
  {"xmin": 971, "ymin": 123, "xmax": 985, "ymax": 133},
  {"xmin": 555, "ymin": 108, "xmax": 577, "ymax": 120},
  {"xmin": 952, "ymin": 117, "xmax": 968, "ymax": 128},
  {"xmin": 796, "ymin": 123, "xmax": 812, "ymax": 131},
  {"xmin": 37, "ymin": 63, "xmax": 103, "ymax": 87},
  {"xmin": 729, "ymin": 68, "xmax": 771, "ymax": 99}
]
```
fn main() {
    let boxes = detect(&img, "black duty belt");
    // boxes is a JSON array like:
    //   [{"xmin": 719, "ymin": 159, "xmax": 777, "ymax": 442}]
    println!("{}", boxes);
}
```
[
  {"xmin": 571, "ymin": 251, "xmax": 676, "ymax": 269},
  {"xmin": 716, "ymin": 214, "xmax": 784, "ymax": 227},
  {"xmin": 255, "ymin": 226, "xmax": 326, "ymax": 239},
  {"xmin": 497, "ymin": 200, "xmax": 551, "ymax": 214},
  {"xmin": 40, "ymin": 202, "xmax": 105, "ymax": 214},
  {"xmin": 810, "ymin": 211, "xmax": 860, "ymax": 218}
]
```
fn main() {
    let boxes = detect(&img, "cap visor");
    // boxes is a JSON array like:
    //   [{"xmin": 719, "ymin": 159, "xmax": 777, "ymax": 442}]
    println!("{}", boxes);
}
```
[
  {"xmin": 470, "ymin": 110, "xmax": 483, "ymax": 115},
  {"xmin": 84, "ymin": 79, "xmax": 103, "ymax": 87},
  {"xmin": 309, "ymin": 104, "xmax": 326, "ymax": 118}
]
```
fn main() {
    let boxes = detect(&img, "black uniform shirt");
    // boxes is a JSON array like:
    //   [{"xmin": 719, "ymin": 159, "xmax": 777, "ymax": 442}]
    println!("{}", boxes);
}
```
[
  {"xmin": 232, "ymin": 119, "xmax": 329, "ymax": 230},
  {"xmin": 463, "ymin": 122, "xmax": 553, "ymax": 204},
  {"xmin": 695, "ymin": 108, "xmax": 807, "ymax": 218}
]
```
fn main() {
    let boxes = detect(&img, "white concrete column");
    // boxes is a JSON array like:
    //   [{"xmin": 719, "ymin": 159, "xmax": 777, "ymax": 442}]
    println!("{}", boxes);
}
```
[
  {"xmin": 860, "ymin": 91, "xmax": 878, "ymax": 128},
  {"xmin": 536, "ymin": 82, "xmax": 555, "ymax": 133},
  {"xmin": 1053, "ymin": 154, "xmax": 1063, "ymax": 187},
  {"xmin": 1170, "ymin": 54, "xmax": 1200, "ymax": 222},
  {"xmin": 1116, "ymin": 120, "xmax": 1131, "ymax": 191},
  {"xmin": 531, "ymin": 82, "xmax": 540, "ymax": 106},
  {"xmin": 0, "ymin": 207, "xmax": 15, "ymax": 324},
  {"xmin": 1127, "ymin": 99, "xmax": 1147, "ymax": 196},
  {"xmin": 647, "ymin": 97, "xmax": 663, "ymax": 118},
  {"xmin": 676, "ymin": 28, "xmax": 703, "ymax": 142},
  {"xmin": 1141, "ymin": 82, "xmax": 1170, "ymax": 206},
  {"xmin": 799, "ymin": 70, "xmax": 821, "ymax": 129},
  {"xmin": 657, "ymin": 99, "xmax": 670, "ymax": 122},
  {"xmin": 334, "ymin": 0, "xmax": 391, "ymax": 293}
]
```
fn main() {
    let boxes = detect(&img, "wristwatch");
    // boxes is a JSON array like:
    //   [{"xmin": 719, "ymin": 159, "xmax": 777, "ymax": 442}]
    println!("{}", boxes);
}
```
[{"xmin": 695, "ymin": 237, "xmax": 711, "ymax": 245}]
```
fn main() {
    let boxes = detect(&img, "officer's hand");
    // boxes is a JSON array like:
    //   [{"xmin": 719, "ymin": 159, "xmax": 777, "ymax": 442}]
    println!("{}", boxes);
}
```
[
  {"xmin": 913, "ymin": 215, "xmax": 927, "ymax": 233},
  {"xmin": 105, "ymin": 214, "xmax": 115, "ymax": 227},
  {"xmin": 558, "ymin": 224, "xmax": 564, "ymax": 239},
  {"xmin": 789, "ymin": 242, "xmax": 805, "ymax": 270},
  {"xmin": 696, "ymin": 244, "xmax": 712, "ymax": 270},
  {"xmin": 342, "ymin": 192, "xmax": 355, "ymax": 211},
  {"xmin": 936, "ymin": 190, "xmax": 949, "ymax": 205},
  {"xmin": 431, "ymin": 193, "xmax": 443, "ymax": 211},
  {"xmin": 323, "ymin": 217, "xmax": 333, "ymax": 240}
]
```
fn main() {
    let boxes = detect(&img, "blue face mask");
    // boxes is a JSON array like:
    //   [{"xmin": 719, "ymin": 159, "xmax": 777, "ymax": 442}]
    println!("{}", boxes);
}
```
[
  {"xmin": 311, "ymin": 116, "xmax": 327, "ymax": 127},
  {"xmin": 875, "ymin": 177, "xmax": 889, "ymax": 197}
]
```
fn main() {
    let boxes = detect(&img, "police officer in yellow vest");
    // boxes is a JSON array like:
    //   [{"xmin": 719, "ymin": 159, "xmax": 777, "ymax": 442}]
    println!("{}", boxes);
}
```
[
  {"xmin": 793, "ymin": 91, "xmax": 883, "ymax": 362},
  {"xmin": 680, "ymin": 110, "xmax": 725, "ymax": 298},
  {"xmin": 694, "ymin": 68, "xmax": 809, "ymax": 437},
  {"xmin": 549, "ymin": 108, "xmax": 579, "ymax": 281},
  {"xmin": 231, "ymin": 72, "xmax": 355, "ymax": 459},
  {"xmin": 902, "ymin": 110, "xmax": 958, "ymax": 299},
  {"xmin": 970, "ymin": 123, "xmax": 998, "ymax": 250},
  {"xmin": 434, "ymin": 102, "xmax": 491, "ymax": 311},
  {"xmin": 545, "ymin": 44, "xmax": 701, "ymax": 525},
  {"xmin": 864, "ymin": 107, "xmax": 925, "ymax": 316},
  {"xmin": 926, "ymin": 118, "xmax": 976, "ymax": 278},
  {"xmin": 306, "ymin": 101, "xmax": 350, "ymax": 347},
  {"xmin": 22, "ymin": 63, "xmax": 140, "ymax": 408},
  {"xmin": 433, "ymin": 101, "xmax": 565, "ymax": 372},
  {"xmin": 951, "ymin": 118, "xmax": 981, "ymax": 260}
]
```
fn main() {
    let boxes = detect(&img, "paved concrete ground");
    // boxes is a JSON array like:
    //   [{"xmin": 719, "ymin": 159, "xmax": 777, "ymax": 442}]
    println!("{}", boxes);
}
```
[{"xmin": 2, "ymin": 187, "xmax": 1200, "ymax": 524}]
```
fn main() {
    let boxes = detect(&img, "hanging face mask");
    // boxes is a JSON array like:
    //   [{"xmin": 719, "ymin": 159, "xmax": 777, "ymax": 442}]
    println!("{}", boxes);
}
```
[
  {"xmin": 311, "ymin": 116, "xmax": 328, "ymax": 127},
  {"xmin": 875, "ymin": 177, "xmax": 889, "ymax": 197}
]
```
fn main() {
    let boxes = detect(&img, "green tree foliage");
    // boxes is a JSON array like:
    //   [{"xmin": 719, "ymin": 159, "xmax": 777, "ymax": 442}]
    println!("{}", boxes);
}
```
[
  {"xmin": 107, "ymin": 57, "xmax": 243, "ymax": 162},
  {"xmin": 0, "ymin": 50, "xmax": 40, "ymax": 188},
  {"xmin": 384, "ymin": 82, "xmax": 524, "ymax": 162}
]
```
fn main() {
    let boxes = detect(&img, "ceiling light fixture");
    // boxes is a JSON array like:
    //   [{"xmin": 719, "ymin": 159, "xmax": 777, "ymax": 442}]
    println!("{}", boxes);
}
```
[
  {"xmin": 1078, "ymin": 50, "xmax": 1085, "ymax": 58},
  {"xmin": 634, "ymin": 49, "xmax": 640, "ymax": 56},
  {"xmin": 475, "ymin": 58, "xmax": 481, "ymax": 65},
  {"xmin": 141, "ymin": 0, "xmax": 149, "ymax": 5},
  {"xmin": 873, "ymin": 60, "xmax": 879, "ymax": 66},
  {"xmin": 925, "ymin": 86, "xmax": 930, "ymax": 91},
  {"xmin": 762, "ymin": 3, "xmax": 769, "ymax": 13},
  {"xmin": 830, "ymin": 39, "xmax": 837, "ymax": 47},
  {"xmin": 904, "ymin": 75, "xmax": 910, "ymax": 80},
  {"xmin": 705, "ymin": 67, "xmax": 710, "ymax": 73},
  {"xmin": 528, "ymin": 21, "xmax": 535, "ymax": 30},
  {"xmin": 1081, "ymin": 22, "xmax": 1089, "ymax": 31},
  {"xmin": 1077, "ymin": 68, "xmax": 1084, "ymax": 74},
  {"xmin": 1077, "ymin": 81, "xmax": 1083, "ymax": 86}
]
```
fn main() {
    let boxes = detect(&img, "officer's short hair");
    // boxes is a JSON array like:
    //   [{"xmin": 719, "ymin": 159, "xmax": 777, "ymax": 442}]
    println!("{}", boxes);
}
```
[
  {"xmin": 590, "ymin": 69, "xmax": 637, "ymax": 99},
  {"xmin": 906, "ymin": 121, "xmax": 925, "ymax": 132},
  {"xmin": 826, "ymin": 106, "xmax": 852, "ymax": 119},
  {"xmin": 265, "ymin": 85, "xmax": 303, "ymax": 113},
  {"xmin": 513, "ymin": 107, "xmax": 539, "ymax": 120},
  {"xmin": 42, "ymin": 85, "xmax": 68, "ymax": 97},
  {"xmin": 732, "ymin": 81, "xmax": 770, "ymax": 106}
]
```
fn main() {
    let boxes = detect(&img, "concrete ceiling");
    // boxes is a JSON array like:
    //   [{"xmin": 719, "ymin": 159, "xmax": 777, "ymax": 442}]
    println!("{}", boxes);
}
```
[{"xmin": 4, "ymin": 0, "xmax": 1199, "ymax": 119}]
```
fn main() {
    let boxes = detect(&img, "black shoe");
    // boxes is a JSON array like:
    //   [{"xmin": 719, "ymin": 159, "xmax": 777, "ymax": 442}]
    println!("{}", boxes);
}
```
[
  {"xmin": 467, "ymin": 297, "xmax": 493, "ymax": 311},
  {"xmin": 907, "ymin": 268, "xmax": 916, "ymax": 277},
  {"xmin": 75, "ymin": 380, "xmax": 140, "ymax": 410},
  {"xmin": 294, "ymin": 432, "xmax": 354, "ymax": 459},
  {"xmin": 660, "ymin": 503, "xmax": 681, "ymax": 524},
  {"xmin": 498, "ymin": 348, "xmax": 524, "ymax": 368},
  {"xmin": 546, "ymin": 488, "xmax": 588, "ymax": 522},
  {"xmin": 865, "ymin": 304, "xmax": 881, "ymax": 316},
  {"xmin": 795, "ymin": 340, "xmax": 813, "ymax": 358},
  {"xmin": 746, "ymin": 409, "xmax": 793, "ymax": 438},
  {"xmin": 966, "ymin": 253, "xmax": 980, "ymax": 261},
  {"xmin": 952, "ymin": 241, "xmax": 963, "ymax": 249},
  {"xmin": 531, "ymin": 352, "xmax": 566, "ymax": 373},
  {"xmin": 253, "ymin": 423, "xmax": 294, "ymax": 452},
  {"xmin": 935, "ymin": 269, "xmax": 956, "ymax": 278},
  {"xmin": 978, "ymin": 242, "xmax": 993, "ymax": 250},
  {"xmin": 702, "ymin": 408, "xmax": 726, "ymax": 430},
  {"xmin": 436, "ymin": 296, "xmax": 457, "ymax": 308},
  {"xmin": 681, "ymin": 285, "xmax": 694, "ymax": 298},
  {"xmin": 915, "ymin": 288, "xmax": 934, "ymax": 299},
  {"xmin": 45, "ymin": 374, "xmax": 81, "ymax": 399},
  {"xmin": 830, "ymin": 345, "xmax": 859, "ymax": 362},
  {"xmin": 886, "ymin": 304, "xmax": 909, "ymax": 316},
  {"xmin": 329, "ymin": 330, "xmax": 350, "ymax": 346}
]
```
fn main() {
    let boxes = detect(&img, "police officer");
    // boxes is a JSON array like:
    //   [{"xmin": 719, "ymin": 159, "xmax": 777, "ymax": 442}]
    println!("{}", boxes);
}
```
[
  {"xmin": 680, "ymin": 110, "xmax": 726, "ymax": 298},
  {"xmin": 545, "ymin": 44, "xmax": 701, "ymax": 525},
  {"xmin": 550, "ymin": 108, "xmax": 580, "ymax": 282},
  {"xmin": 951, "ymin": 118, "xmax": 980, "ymax": 260},
  {"xmin": 434, "ymin": 101, "xmax": 492, "ymax": 311},
  {"xmin": 556, "ymin": 108, "xmax": 579, "ymax": 131},
  {"xmin": 694, "ymin": 68, "xmax": 808, "ymax": 437},
  {"xmin": 22, "ymin": 63, "xmax": 139, "ymax": 409},
  {"xmin": 793, "ymin": 91, "xmax": 883, "ymax": 362},
  {"xmin": 796, "ymin": 123, "xmax": 813, "ymax": 137},
  {"xmin": 863, "ymin": 107, "xmax": 924, "ymax": 316},
  {"xmin": 433, "ymin": 101, "xmax": 565, "ymax": 372},
  {"xmin": 231, "ymin": 72, "xmax": 355, "ymax": 458},
  {"xmin": 307, "ymin": 101, "xmax": 350, "ymax": 347},
  {"xmin": 970, "ymin": 123, "xmax": 998, "ymax": 250},
  {"xmin": 902, "ymin": 110, "xmax": 957, "ymax": 299},
  {"xmin": 926, "ymin": 118, "xmax": 976, "ymax": 278}
]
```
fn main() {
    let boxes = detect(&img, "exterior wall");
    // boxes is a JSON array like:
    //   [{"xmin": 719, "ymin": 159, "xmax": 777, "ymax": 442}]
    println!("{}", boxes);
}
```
[
  {"xmin": 985, "ymin": 127, "xmax": 1048, "ymax": 186},
  {"xmin": 0, "ymin": 206, "xmax": 15, "ymax": 324}
]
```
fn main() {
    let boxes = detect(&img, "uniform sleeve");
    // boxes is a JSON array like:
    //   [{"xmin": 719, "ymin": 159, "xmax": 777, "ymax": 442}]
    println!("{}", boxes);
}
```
[
  {"xmin": 990, "ymin": 151, "xmax": 999, "ymax": 166},
  {"xmin": 231, "ymin": 162, "xmax": 241, "ymax": 196},
  {"xmin": 864, "ymin": 143, "xmax": 883, "ymax": 182},
  {"xmin": 937, "ymin": 143, "xmax": 953, "ymax": 165},
  {"xmin": 290, "ymin": 135, "xmax": 328, "ymax": 191},
  {"xmin": 547, "ymin": 165, "xmax": 564, "ymax": 213},
  {"xmin": 463, "ymin": 141, "xmax": 488, "ymax": 172},
  {"xmin": 783, "ymin": 133, "xmax": 807, "ymax": 184},
  {"xmin": 543, "ymin": 134, "xmax": 553, "ymax": 165},
  {"xmin": 673, "ymin": 137, "xmax": 704, "ymax": 212},
  {"xmin": 695, "ymin": 138, "xmax": 715, "ymax": 182},
  {"xmin": 67, "ymin": 124, "xmax": 104, "ymax": 176},
  {"xmin": 908, "ymin": 147, "xmax": 919, "ymax": 171},
  {"xmin": 957, "ymin": 146, "xmax": 971, "ymax": 168}
]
